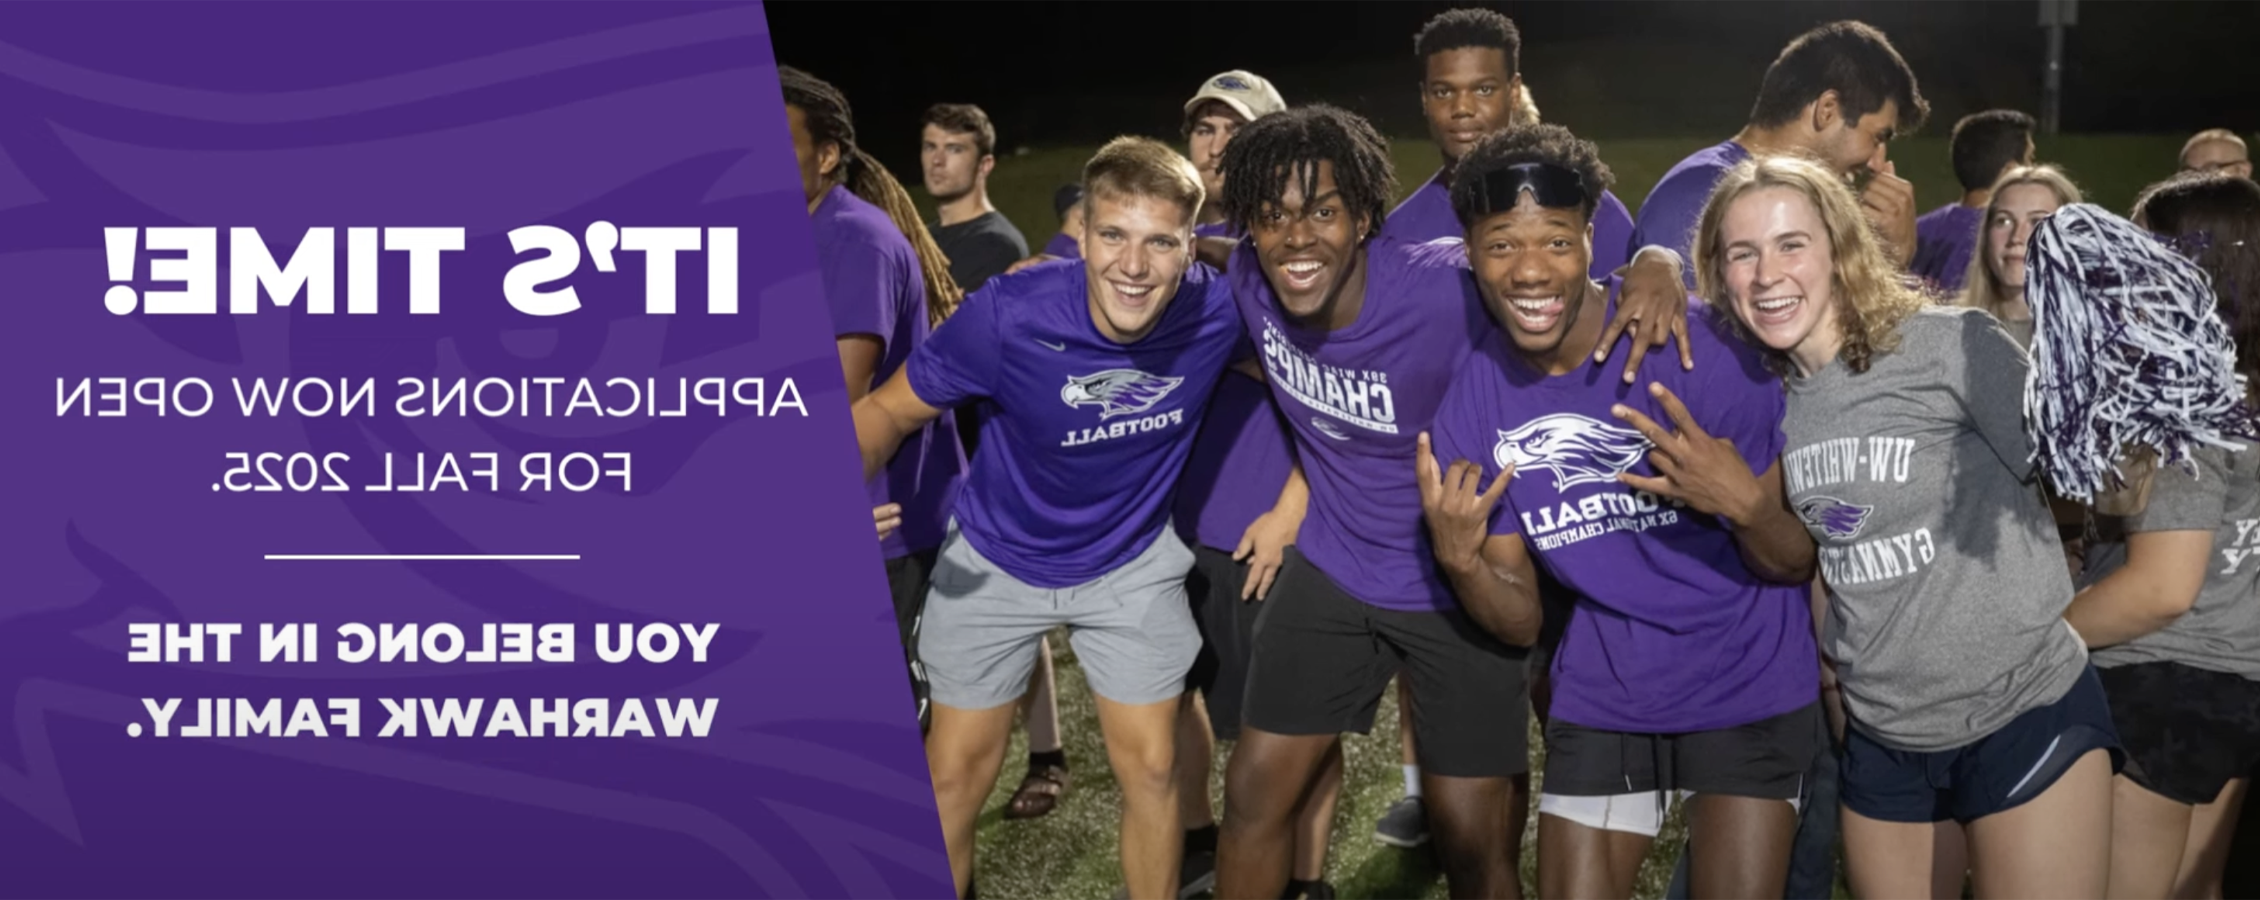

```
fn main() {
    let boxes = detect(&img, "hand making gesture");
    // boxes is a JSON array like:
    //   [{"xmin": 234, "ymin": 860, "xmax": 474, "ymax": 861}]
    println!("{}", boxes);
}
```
[
  {"xmin": 1416, "ymin": 431, "xmax": 1513, "ymax": 574},
  {"xmin": 1611, "ymin": 382, "xmax": 1765, "ymax": 525}
]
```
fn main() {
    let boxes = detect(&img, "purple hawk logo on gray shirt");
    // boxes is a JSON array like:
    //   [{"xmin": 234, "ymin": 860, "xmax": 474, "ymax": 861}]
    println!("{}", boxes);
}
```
[
  {"xmin": 1494, "ymin": 413, "xmax": 1652, "ymax": 490},
  {"xmin": 1061, "ymin": 369, "xmax": 1185, "ymax": 419},
  {"xmin": 1796, "ymin": 496, "xmax": 1874, "ymax": 539}
]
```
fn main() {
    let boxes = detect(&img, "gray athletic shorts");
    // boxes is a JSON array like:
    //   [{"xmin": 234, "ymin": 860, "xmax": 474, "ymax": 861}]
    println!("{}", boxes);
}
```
[{"xmin": 919, "ymin": 520, "xmax": 1199, "ymax": 710}]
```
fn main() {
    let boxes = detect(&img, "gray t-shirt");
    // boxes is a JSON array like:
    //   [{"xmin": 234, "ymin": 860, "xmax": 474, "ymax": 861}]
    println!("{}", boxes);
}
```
[
  {"xmin": 1783, "ymin": 307, "xmax": 2088, "ymax": 751},
  {"xmin": 2083, "ymin": 441, "xmax": 2260, "ymax": 678},
  {"xmin": 2000, "ymin": 316, "xmax": 2034, "ymax": 351}
]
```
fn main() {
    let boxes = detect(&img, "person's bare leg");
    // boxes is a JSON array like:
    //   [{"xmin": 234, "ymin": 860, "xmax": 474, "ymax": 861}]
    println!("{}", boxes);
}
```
[
  {"xmin": 1425, "ymin": 772, "xmax": 1522, "ymax": 899},
  {"xmin": 1538, "ymin": 812, "xmax": 1651, "ymax": 899},
  {"xmin": 1931, "ymin": 819, "xmax": 1970, "ymax": 900},
  {"xmin": 1219, "ymin": 728, "xmax": 1340, "ymax": 900},
  {"xmin": 926, "ymin": 700, "xmax": 1021, "ymax": 898},
  {"xmin": 1094, "ymin": 692, "xmax": 1185, "ymax": 900},
  {"xmin": 1843, "ymin": 807, "xmax": 1947, "ymax": 900},
  {"xmin": 1686, "ymin": 794, "xmax": 1796, "ymax": 899},
  {"xmin": 1967, "ymin": 749, "xmax": 2114, "ymax": 898},
  {"xmin": 1024, "ymin": 635, "xmax": 1062, "ymax": 753},
  {"xmin": 2172, "ymin": 778, "xmax": 2247, "ymax": 900},
  {"xmin": 1292, "ymin": 739, "xmax": 1345, "ymax": 882},
  {"xmin": 2104, "ymin": 775, "xmax": 2192, "ymax": 899},
  {"xmin": 1177, "ymin": 693, "xmax": 1216, "ymax": 830}
]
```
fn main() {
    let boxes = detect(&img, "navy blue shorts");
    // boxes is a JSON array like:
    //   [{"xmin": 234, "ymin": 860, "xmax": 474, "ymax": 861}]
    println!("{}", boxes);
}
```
[{"xmin": 1840, "ymin": 666, "xmax": 2123, "ymax": 824}]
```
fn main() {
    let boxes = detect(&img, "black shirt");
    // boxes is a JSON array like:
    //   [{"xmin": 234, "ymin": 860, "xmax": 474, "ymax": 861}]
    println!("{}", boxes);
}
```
[{"xmin": 930, "ymin": 211, "xmax": 1028, "ymax": 294}]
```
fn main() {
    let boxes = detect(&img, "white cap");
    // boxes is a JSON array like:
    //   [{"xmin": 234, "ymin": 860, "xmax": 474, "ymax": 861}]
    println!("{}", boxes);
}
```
[{"xmin": 1183, "ymin": 70, "xmax": 1286, "ymax": 124}]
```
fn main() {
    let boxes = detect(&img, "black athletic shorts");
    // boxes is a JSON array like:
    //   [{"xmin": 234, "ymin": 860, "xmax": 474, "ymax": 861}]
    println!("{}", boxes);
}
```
[
  {"xmin": 2100, "ymin": 661, "xmax": 2260, "ymax": 806},
  {"xmin": 885, "ymin": 548, "xmax": 937, "ymax": 732},
  {"xmin": 1841, "ymin": 665, "xmax": 2122, "ymax": 824},
  {"xmin": 884, "ymin": 548, "xmax": 937, "ymax": 651},
  {"xmin": 1185, "ymin": 544, "xmax": 1265, "ymax": 741},
  {"xmin": 1543, "ymin": 702, "xmax": 1821, "ymax": 800},
  {"xmin": 1242, "ymin": 547, "xmax": 1530, "ymax": 778}
]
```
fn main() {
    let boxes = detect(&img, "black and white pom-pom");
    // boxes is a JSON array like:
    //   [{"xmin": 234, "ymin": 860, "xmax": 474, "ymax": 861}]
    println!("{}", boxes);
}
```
[{"xmin": 2024, "ymin": 203, "xmax": 2258, "ymax": 501}]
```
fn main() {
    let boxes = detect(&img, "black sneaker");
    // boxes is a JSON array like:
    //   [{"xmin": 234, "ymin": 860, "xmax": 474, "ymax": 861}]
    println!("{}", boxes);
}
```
[
  {"xmin": 1284, "ymin": 879, "xmax": 1337, "ymax": 900},
  {"xmin": 1373, "ymin": 795, "xmax": 1429, "ymax": 848}
]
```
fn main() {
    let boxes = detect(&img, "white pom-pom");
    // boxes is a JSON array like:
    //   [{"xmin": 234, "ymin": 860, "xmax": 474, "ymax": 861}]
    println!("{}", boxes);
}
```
[{"xmin": 2023, "ymin": 204, "xmax": 2255, "ymax": 502}]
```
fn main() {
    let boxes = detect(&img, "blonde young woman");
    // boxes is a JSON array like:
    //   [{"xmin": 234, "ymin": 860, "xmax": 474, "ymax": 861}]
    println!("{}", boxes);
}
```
[
  {"xmin": 1955, "ymin": 164, "xmax": 2085, "ymax": 349},
  {"xmin": 1692, "ymin": 154, "xmax": 2121, "ymax": 899}
]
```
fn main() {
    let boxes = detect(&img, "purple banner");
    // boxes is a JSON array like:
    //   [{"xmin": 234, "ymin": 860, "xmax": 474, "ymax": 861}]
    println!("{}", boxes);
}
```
[{"xmin": 0, "ymin": 3, "xmax": 947, "ymax": 896}]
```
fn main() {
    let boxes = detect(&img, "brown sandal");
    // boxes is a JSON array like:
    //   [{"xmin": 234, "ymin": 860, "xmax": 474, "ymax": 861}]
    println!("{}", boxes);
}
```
[{"xmin": 1003, "ymin": 762, "xmax": 1070, "ymax": 820}]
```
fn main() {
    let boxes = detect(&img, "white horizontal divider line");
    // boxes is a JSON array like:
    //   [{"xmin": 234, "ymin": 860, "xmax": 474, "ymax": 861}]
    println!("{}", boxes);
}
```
[{"xmin": 264, "ymin": 554, "xmax": 581, "ymax": 561}]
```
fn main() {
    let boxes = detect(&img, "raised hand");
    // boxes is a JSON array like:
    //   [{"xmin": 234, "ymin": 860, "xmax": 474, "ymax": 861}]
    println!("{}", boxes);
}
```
[
  {"xmin": 1416, "ymin": 431, "xmax": 1513, "ymax": 574},
  {"xmin": 1861, "ymin": 159, "xmax": 1918, "ymax": 268}
]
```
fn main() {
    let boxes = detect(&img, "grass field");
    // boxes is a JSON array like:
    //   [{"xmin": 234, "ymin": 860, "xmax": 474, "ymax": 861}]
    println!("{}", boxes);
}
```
[{"xmin": 918, "ymin": 133, "xmax": 2194, "ymax": 252}]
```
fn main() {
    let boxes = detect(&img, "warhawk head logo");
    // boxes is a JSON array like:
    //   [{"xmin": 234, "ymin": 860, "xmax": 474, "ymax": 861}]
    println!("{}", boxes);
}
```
[
  {"xmin": 1310, "ymin": 417, "xmax": 1351, "ymax": 441},
  {"xmin": 1493, "ymin": 413, "xmax": 1651, "ymax": 490},
  {"xmin": 1796, "ymin": 496, "xmax": 1874, "ymax": 540},
  {"xmin": 1061, "ymin": 369, "xmax": 1185, "ymax": 419}
]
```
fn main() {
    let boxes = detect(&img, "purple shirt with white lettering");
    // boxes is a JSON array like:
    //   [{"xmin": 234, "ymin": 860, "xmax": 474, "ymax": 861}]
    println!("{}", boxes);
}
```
[
  {"xmin": 1433, "ymin": 285, "xmax": 1815, "ymax": 732},
  {"xmin": 1231, "ymin": 237, "xmax": 1488, "ymax": 612},
  {"xmin": 907, "ymin": 258, "xmax": 1243, "ymax": 587},
  {"xmin": 1911, "ymin": 204, "xmax": 1982, "ymax": 294},
  {"xmin": 1379, "ymin": 168, "xmax": 1635, "ymax": 282},
  {"xmin": 1631, "ymin": 141, "xmax": 1753, "ymax": 288},
  {"xmin": 813, "ymin": 185, "xmax": 964, "ymax": 559}
]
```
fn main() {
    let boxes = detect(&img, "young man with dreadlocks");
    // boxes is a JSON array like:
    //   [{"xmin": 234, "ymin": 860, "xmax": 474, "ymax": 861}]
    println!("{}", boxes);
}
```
[
  {"xmin": 1210, "ymin": 105, "xmax": 1687, "ymax": 900},
  {"xmin": 1372, "ymin": 8, "xmax": 1694, "ymax": 849},
  {"xmin": 781, "ymin": 66, "xmax": 966, "ymax": 732},
  {"xmin": 852, "ymin": 136, "xmax": 1287, "ymax": 900},
  {"xmin": 1424, "ymin": 123, "xmax": 1821, "ymax": 900}
]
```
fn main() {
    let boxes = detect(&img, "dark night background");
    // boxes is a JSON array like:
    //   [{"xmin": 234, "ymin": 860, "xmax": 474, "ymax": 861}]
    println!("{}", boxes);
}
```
[{"xmin": 767, "ymin": 0, "xmax": 2259, "ymax": 181}]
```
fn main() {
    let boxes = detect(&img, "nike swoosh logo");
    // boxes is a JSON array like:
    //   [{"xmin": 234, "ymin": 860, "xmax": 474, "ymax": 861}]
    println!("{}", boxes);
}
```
[{"xmin": 1035, "ymin": 339, "xmax": 1066, "ymax": 351}]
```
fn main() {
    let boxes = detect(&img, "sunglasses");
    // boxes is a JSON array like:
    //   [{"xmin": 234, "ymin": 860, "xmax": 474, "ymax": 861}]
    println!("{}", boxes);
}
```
[{"xmin": 1462, "ymin": 162, "xmax": 1592, "ymax": 217}]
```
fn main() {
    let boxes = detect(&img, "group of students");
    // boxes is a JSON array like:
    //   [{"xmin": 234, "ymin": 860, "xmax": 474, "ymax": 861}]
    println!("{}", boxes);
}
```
[{"xmin": 782, "ymin": 9, "xmax": 2260, "ymax": 900}]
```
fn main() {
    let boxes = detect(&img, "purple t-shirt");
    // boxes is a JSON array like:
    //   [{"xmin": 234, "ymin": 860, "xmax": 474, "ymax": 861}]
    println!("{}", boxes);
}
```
[
  {"xmin": 1231, "ymin": 236, "xmax": 1489, "ymax": 612},
  {"xmin": 1631, "ymin": 141, "xmax": 1753, "ymax": 289},
  {"xmin": 1042, "ymin": 231, "xmax": 1080, "ymax": 260},
  {"xmin": 812, "ymin": 186, "xmax": 964, "ymax": 560},
  {"xmin": 1378, "ymin": 168, "xmax": 1635, "ymax": 283},
  {"xmin": 1174, "ymin": 371, "xmax": 1295, "ymax": 553},
  {"xmin": 906, "ymin": 258, "xmax": 1243, "ymax": 588},
  {"xmin": 1432, "ymin": 286, "xmax": 1816, "ymax": 732},
  {"xmin": 1911, "ymin": 204, "xmax": 1982, "ymax": 294}
]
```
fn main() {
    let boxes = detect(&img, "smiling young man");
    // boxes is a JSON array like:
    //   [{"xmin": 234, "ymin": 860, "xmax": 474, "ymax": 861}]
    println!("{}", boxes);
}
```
[
  {"xmin": 1423, "ymin": 124, "xmax": 1821, "ymax": 900},
  {"xmin": 1632, "ymin": 21, "xmax": 1930, "ymax": 286},
  {"xmin": 1371, "ymin": 8, "xmax": 1691, "ymax": 846},
  {"xmin": 1210, "ymin": 105, "xmax": 1688, "ymax": 900},
  {"xmin": 852, "ymin": 137, "xmax": 1250, "ymax": 900}
]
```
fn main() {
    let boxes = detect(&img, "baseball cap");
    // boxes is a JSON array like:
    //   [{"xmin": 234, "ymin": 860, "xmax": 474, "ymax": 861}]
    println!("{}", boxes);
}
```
[
  {"xmin": 1053, "ymin": 183, "xmax": 1084, "ymax": 221},
  {"xmin": 1183, "ymin": 70, "xmax": 1286, "ymax": 124}
]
